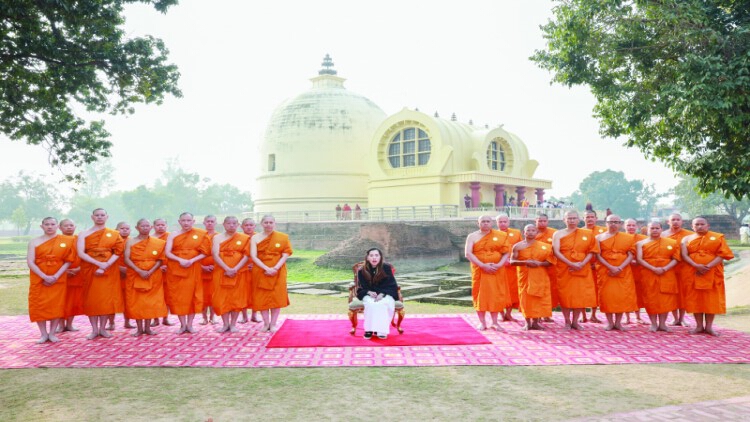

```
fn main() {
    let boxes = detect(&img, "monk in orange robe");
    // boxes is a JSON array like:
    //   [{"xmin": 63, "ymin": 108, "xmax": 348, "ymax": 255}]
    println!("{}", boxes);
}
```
[
  {"xmin": 239, "ymin": 218, "xmax": 260, "ymax": 324},
  {"xmin": 28, "ymin": 217, "xmax": 74, "ymax": 343},
  {"xmin": 77, "ymin": 208, "xmax": 125, "ymax": 340},
  {"xmin": 624, "ymin": 218, "xmax": 647, "ymax": 324},
  {"xmin": 200, "ymin": 215, "xmax": 218, "ymax": 325},
  {"xmin": 662, "ymin": 213, "xmax": 694, "ymax": 326},
  {"xmin": 496, "ymin": 214, "xmax": 522, "ymax": 321},
  {"xmin": 251, "ymin": 215, "xmax": 292, "ymax": 332},
  {"xmin": 595, "ymin": 215, "xmax": 638, "ymax": 331},
  {"xmin": 583, "ymin": 210, "xmax": 606, "ymax": 323},
  {"xmin": 151, "ymin": 218, "xmax": 173, "ymax": 327},
  {"xmin": 511, "ymin": 224, "xmax": 554, "ymax": 330},
  {"xmin": 111, "ymin": 221, "xmax": 133, "ymax": 330},
  {"xmin": 124, "ymin": 219, "xmax": 168, "ymax": 336},
  {"xmin": 165, "ymin": 212, "xmax": 211, "ymax": 334},
  {"xmin": 681, "ymin": 217, "xmax": 734, "ymax": 336},
  {"xmin": 552, "ymin": 211, "xmax": 599, "ymax": 330},
  {"xmin": 212, "ymin": 216, "xmax": 251, "ymax": 333},
  {"xmin": 59, "ymin": 219, "xmax": 83, "ymax": 332},
  {"xmin": 636, "ymin": 222, "xmax": 680, "ymax": 332},
  {"xmin": 465, "ymin": 215, "xmax": 511, "ymax": 331},
  {"xmin": 535, "ymin": 213, "xmax": 558, "ymax": 321}
]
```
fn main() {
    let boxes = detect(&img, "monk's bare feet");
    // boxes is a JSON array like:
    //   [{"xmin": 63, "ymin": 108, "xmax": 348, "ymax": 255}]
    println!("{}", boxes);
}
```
[
  {"xmin": 657, "ymin": 326, "xmax": 671, "ymax": 332},
  {"xmin": 251, "ymin": 317, "xmax": 262, "ymax": 323},
  {"xmin": 531, "ymin": 321, "xmax": 544, "ymax": 330},
  {"xmin": 589, "ymin": 316, "xmax": 602, "ymax": 323},
  {"xmin": 199, "ymin": 319, "xmax": 209, "ymax": 326},
  {"xmin": 100, "ymin": 329, "xmax": 112, "ymax": 338},
  {"xmin": 144, "ymin": 328, "xmax": 155, "ymax": 335},
  {"xmin": 210, "ymin": 318, "xmax": 217, "ymax": 325},
  {"xmin": 581, "ymin": 314, "xmax": 588, "ymax": 323},
  {"xmin": 670, "ymin": 320, "xmax": 682, "ymax": 326},
  {"xmin": 176, "ymin": 326, "xmax": 187, "ymax": 334},
  {"xmin": 476, "ymin": 323, "xmax": 487, "ymax": 331},
  {"xmin": 36, "ymin": 335, "xmax": 49, "ymax": 344},
  {"xmin": 604, "ymin": 324, "xmax": 614, "ymax": 331},
  {"xmin": 521, "ymin": 324, "xmax": 530, "ymax": 331},
  {"xmin": 689, "ymin": 327, "xmax": 705, "ymax": 334},
  {"xmin": 649, "ymin": 324, "xmax": 658, "ymax": 332},
  {"xmin": 490, "ymin": 323, "xmax": 501, "ymax": 331},
  {"xmin": 56, "ymin": 325, "xmax": 63, "ymax": 333},
  {"xmin": 131, "ymin": 330, "xmax": 143, "ymax": 337},
  {"xmin": 637, "ymin": 318, "xmax": 648, "ymax": 325},
  {"xmin": 542, "ymin": 317, "xmax": 554, "ymax": 323},
  {"xmin": 615, "ymin": 324, "xmax": 627, "ymax": 332},
  {"xmin": 64, "ymin": 325, "xmax": 79, "ymax": 332},
  {"xmin": 186, "ymin": 326, "xmax": 197, "ymax": 334},
  {"xmin": 269, "ymin": 325, "xmax": 278, "ymax": 333},
  {"xmin": 217, "ymin": 326, "xmax": 229, "ymax": 333},
  {"xmin": 570, "ymin": 323, "xmax": 584, "ymax": 330},
  {"xmin": 151, "ymin": 319, "xmax": 160, "ymax": 327},
  {"xmin": 565, "ymin": 322, "xmax": 572, "ymax": 329},
  {"xmin": 124, "ymin": 322, "xmax": 135, "ymax": 329},
  {"xmin": 86, "ymin": 332, "xmax": 99, "ymax": 340},
  {"xmin": 238, "ymin": 318, "xmax": 248, "ymax": 324},
  {"xmin": 48, "ymin": 334, "xmax": 60, "ymax": 343},
  {"xmin": 106, "ymin": 323, "xmax": 115, "ymax": 331},
  {"xmin": 163, "ymin": 318, "xmax": 175, "ymax": 326},
  {"xmin": 229, "ymin": 326, "xmax": 239, "ymax": 333},
  {"xmin": 502, "ymin": 314, "xmax": 513, "ymax": 322},
  {"xmin": 680, "ymin": 321, "xmax": 690, "ymax": 327},
  {"xmin": 705, "ymin": 327, "xmax": 720, "ymax": 336}
]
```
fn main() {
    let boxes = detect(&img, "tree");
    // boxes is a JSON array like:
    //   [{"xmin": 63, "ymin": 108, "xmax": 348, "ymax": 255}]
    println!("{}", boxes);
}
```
[
  {"xmin": 0, "ymin": 172, "xmax": 62, "ymax": 234},
  {"xmin": 575, "ymin": 170, "xmax": 659, "ymax": 218},
  {"xmin": 0, "ymin": 1, "xmax": 182, "ymax": 182},
  {"xmin": 10, "ymin": 205, "xmax": 27, "ymax": 236},
  {"xmin": 673, "ymin": 175, "xmax": 750, "ymax": 226},
  {"xmin": 531, "ymin": 1, "xmax": 750, "ymax": 199}
]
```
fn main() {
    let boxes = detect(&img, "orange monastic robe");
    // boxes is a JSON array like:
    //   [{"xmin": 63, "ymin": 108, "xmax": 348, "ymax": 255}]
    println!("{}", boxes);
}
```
[
  {"xmin": 640, "ymin": 238, "xmax": 680, "ymax": 314},
  {"xmin": 536, "ymin": 227, "xmax": 559, "ymax": 308},
  {"xmin": 470, "ymin": 229, "xmax": 511, "ymax": 312},
  {"xmin": 156, "ymin": 231, "xmax": 171, "ymax": 308},
  {"xmin": 201, "ymin": 232, "xmax": 218, "ymax": 310},
  {"xmin": 29, "ymin": 235, "xmax": 75, "ymax": 322},
  {"xmin": 516, "ymin": 241, "xmax": 554, "ymax": 318},
  {"xmin": 81, "ymin": 228, "xmax": 125, "ymax": 316},
  {"xmin": 167, "ymin": 228, "xmax": 211, "ymax": 315},
  {"xmin": 684, "ymin": 232, "xmax": 734, "ymax": 314},
  {"xmin": 555, "ymin": 229, "xmax": 599, "ymax": 308},
  {"xmin": 212, "ymin": 233, "xmax": 250, "ymax": 315},
  {"xmin": 630, "ymin": 233, "xmax": 648, "ymax": 309},
  {"xmin": 251, "ymin": 231, "xmax": 292, "ymax": 310},
  {"xmin": 596, "ymin": 233, "xmax": 638, "ymax": 313},
  {"xmin": 588, "ymin": 225, "xmax": 607, "ymax": 305},
  {"xmin": 244, "ymin": 230, "xmax": 255, "ymax": 310},
  {"xmin": 664, "ymin": 228, "xmax": 694, "ymax": 308},
  {"xmin": 502, "ymin": 228, "xmax": 522, "ymax": 309},
  {"xmin": 64, "ymin": 235, "xmax": 84, "ymax": 318},
  {"xmin": 125, "ymin": 237, "xmax": 168, "ymax": 320}
]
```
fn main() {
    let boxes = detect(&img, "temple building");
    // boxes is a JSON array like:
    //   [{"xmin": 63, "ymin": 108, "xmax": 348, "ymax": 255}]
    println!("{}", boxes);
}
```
[{"xmin": 254, "ymin": 55, "xmax": 552, "ymax": 213}]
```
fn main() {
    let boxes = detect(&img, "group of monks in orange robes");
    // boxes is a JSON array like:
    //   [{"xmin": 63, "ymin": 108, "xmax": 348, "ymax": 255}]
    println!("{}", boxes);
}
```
[
  {"xmin": 465, "ymin": 211, "xmax": 734, "ymax": 335},
  {"xmin": 28, "ymin": 209, "xmax": 292, "ymax": 342}
]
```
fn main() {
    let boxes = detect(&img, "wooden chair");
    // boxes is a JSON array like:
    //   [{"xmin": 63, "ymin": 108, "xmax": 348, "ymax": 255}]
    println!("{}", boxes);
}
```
[{"xmin": 348, "ymin": 261, "xmax": 405, "ymax": 335}]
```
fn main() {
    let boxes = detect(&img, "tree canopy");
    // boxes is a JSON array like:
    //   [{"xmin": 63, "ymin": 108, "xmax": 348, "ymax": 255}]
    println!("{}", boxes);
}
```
[
  {"xmin": 673, "ymin": 175, "xmax": 750, "ymax": 226},
  {"xmin": 568, "ymin": 170, "xmax": 659, "ymax": 218},
  {"xmin": 0, "ymin": 1, "xmax": 181, "ymax": 182},
  {"xmin": 531, "ymin": 0, "xmax": 750, "ymax": 199}
]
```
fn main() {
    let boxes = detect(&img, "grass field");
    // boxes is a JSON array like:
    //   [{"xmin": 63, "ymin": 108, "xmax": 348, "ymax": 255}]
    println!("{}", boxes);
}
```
[{"xmin": 3, "ymin": 247, "xmax": 750, "ymax": 421}]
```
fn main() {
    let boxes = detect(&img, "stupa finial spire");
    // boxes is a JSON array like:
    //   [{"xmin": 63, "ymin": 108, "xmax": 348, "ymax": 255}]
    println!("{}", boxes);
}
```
[{"xmin": 319, "ymin": 54, "xmax": 337, "ymax": 75}]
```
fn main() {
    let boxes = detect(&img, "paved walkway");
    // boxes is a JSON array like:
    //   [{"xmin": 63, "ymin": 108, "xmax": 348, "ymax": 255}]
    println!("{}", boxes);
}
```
[{"xmin": 572, "ymin": 395, "xmax": 750, "ymax": 421}]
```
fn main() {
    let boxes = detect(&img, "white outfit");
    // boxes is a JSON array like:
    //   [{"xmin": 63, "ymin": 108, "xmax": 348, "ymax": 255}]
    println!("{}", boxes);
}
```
[{"xmin": 363, "ymin": 295, "xmax": 395, "ymax": 334}]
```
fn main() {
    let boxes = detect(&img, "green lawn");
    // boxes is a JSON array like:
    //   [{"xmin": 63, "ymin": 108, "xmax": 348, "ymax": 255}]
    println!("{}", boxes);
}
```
[
  {"xmin": 0, "ymin": 237, "xmax": 28, "ymax": 256},
  {"xmin": 286, "ymin": 249, "xmax": 356, "ymax": 283}
]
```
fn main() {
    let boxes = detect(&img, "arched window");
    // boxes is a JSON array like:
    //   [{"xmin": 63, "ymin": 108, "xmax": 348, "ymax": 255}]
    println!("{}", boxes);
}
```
[
  {"xmin": 487, "ymin": 140, "xmax": 506, "ymax": 171},
  {"xmin": 388, "ymin": 128, "xmax": 431, "ymax": 168}
]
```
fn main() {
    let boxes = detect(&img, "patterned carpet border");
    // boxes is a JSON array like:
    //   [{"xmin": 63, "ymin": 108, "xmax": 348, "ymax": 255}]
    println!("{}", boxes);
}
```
[{"xmin": 1, "ymin": 314, "xmax": 748, "ymax": 368}]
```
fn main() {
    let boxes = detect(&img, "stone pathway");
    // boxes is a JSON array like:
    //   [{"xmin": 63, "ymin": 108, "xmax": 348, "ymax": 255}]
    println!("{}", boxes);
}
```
[
  {"xmin": 288, "ymin": 271, "xmax": 474, "ymax": 306},
  {"xmin": 571, "ymin": 395, "xmax": 750, "ymax": 421}
]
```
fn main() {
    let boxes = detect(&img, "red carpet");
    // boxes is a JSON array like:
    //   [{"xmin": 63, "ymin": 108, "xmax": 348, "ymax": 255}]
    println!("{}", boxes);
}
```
[{"xmin": 265, "ymin": 317, "xmax": 491, "ymax": 348}]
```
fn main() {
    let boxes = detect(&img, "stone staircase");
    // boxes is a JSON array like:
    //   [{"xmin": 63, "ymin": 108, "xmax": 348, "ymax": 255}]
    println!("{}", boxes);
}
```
[{"xmin": 287, "ymin": 271, "xmax": 474, "ymax": 307}]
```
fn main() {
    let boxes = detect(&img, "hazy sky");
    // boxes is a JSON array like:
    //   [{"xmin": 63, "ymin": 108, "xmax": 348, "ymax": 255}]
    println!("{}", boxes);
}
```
[{"xmin": 1, "ymin": 0, "xmax": 678, "ymax": 199}]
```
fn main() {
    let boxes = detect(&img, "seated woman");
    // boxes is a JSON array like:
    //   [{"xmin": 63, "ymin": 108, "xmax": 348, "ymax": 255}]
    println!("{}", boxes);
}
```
[{"xmin": 356, "ymin": 248, "xmax": 399, "ymax": 340}]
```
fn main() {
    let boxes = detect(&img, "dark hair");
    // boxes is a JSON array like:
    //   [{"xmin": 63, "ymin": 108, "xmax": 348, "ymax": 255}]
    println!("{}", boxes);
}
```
[{"xmin": 361, "ymin": 247, "xmax": 386, "ymax": 284}]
